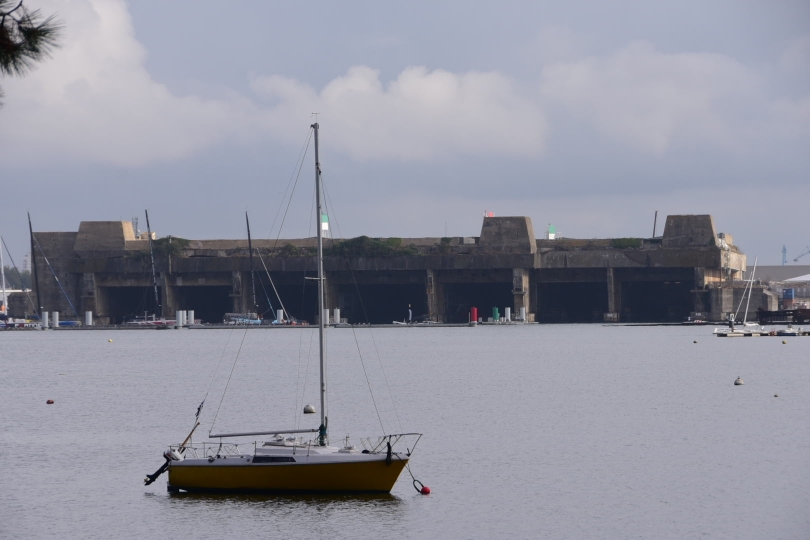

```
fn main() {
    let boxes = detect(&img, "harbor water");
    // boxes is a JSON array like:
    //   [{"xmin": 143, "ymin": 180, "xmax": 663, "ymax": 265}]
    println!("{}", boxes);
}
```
[{"xmin": 1, "ymin": 325, "xmax": 808, "ymax": 539}]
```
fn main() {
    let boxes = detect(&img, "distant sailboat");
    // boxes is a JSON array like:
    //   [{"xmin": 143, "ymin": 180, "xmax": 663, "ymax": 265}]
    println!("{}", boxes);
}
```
[{"xmin": 714, "ymin": 257, "xmax": 764, "ymax": 337}]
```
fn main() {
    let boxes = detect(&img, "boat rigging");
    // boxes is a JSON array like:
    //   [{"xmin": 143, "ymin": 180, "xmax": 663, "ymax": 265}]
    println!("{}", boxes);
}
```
[{"xmin": 144, "ymin": 122, "xmax": 424, "ymax": 494}]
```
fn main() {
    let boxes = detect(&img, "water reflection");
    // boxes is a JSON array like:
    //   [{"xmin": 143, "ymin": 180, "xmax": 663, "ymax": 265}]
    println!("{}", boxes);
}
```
[
  {"xmin": 140, "ymin": 490, "xmax": 409, "ymax": 533},
  {"xmin": 163, "ymin": 490, "xmax": 403, "ymax": 510}
]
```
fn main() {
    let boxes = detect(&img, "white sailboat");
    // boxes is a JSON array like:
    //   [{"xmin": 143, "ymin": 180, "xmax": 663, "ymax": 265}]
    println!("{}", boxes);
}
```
[
  {"xmin": 145, "ymin": 123, "xmax": 422, "ymax": 493},
  {"xmin": 714, "ymin": 257, "xmax": 765, "ymax": 337}
]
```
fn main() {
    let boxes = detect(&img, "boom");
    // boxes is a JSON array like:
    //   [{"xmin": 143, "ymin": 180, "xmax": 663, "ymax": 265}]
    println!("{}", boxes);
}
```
[{"xmin": 794, "ymin": 246, "xmax": 810, "ymax": 263}]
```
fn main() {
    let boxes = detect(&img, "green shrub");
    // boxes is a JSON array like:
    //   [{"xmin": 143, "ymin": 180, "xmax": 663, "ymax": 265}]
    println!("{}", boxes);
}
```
[
  {"xmin": 325, "ymin": 236, "xmax": 417, "ymax": 257},
  {"xmin": 129, "ymin": 236, "xmax": 190, "ymax": 260},
  {"xmin": 610, "ymin": 238, "xmax": 642, "ymax": 249}
]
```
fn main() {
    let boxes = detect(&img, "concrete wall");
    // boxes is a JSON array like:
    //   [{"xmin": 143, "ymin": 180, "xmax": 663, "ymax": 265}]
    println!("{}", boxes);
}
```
[
  {"xmin": 30, "ymin": 215, "xmax": 747, "ymax": 324},
  {"xmin": 478, "ymin": 217, "xmax": 536, "ymax": 254},
  {"xmin": 6, "ymin": 291, "xmax": 37, "ymax": 318},
  {"xmin": 75, "ymin": 221, "xmax": 135, "ymax": 254},
  {"xmin": 32, "ymin": 232, "xmax": 80, "ymax": 318},
  {"xmin": 662, "ymin": 215, "xmax": 717, "ymax": 247}
]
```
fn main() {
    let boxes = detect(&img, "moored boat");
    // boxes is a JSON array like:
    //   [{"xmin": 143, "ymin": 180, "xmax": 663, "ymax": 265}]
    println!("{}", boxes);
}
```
[
  {"xmin": 776, "ymin": 324, "xmax": 800, "ymax": 337},
  {"xmin": 145, "ymin": 122, "xmax": 423, "ymax": 494}
]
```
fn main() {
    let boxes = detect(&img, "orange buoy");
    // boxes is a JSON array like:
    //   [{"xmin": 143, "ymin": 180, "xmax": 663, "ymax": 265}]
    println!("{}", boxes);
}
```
[{"xmin": 46, "ymin": 399, "xmax": 54, "ymax": 404}]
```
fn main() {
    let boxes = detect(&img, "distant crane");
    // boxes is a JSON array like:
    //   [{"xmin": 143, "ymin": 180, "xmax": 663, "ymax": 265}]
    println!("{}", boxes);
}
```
[
  {"xmin": 782, "ymin": 245, "xmax": 787, "ymax": 266},
  {"xmin": 794, "ymin": 246, "xmax": 810, "ymax": 263}
]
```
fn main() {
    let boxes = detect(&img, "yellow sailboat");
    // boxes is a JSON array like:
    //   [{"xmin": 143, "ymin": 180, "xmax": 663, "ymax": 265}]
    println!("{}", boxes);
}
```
[{"xmin": 144, "ymin": 122, "xmax": 422, "ymax": 493}]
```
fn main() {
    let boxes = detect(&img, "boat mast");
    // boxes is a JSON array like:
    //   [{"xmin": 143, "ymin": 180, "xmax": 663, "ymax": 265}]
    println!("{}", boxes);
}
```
[
  {"xmin": 1, "ymin": 237, "xmax": 36, "ymax": 314},
  {"xmin": 1, "ymin": 235, "xmax": 6, "ymax": 318},
  {"xmin": 313, "ymin": 121, "xmax": 327, "ymax": 445},
  {"xmin": 27, "ymin": 213, "xmax": 42, "ymax": 320},
  {"xmin": 246, "ymin": 212, "xmax": 257, "ymax": 317},
  {"xmin": 145, "ymin": 210, "xmax": 162, "ymax": 319},
  {"xmin": 743, "ymin": 257, "xmax": 757, "ymax": 325}
]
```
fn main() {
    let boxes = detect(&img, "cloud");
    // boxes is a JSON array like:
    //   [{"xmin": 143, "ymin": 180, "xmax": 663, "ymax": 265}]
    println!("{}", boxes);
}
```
[
  {"xmin": 0, "ymin": 0, "xmax": 261, "ymax": 167},
  {"xmin": 780, "ymin": 35, "xmax": 810, "ymax": 75},
  {"xmin": 252, "ymin": 66, "xmax": 548, "ymax": 160},
  {"xmin": 539, "ymin": 41, "xmax": 764, "ymax": 156},
  {"xmin": 0, "ymin": 0, "xmax": 547, "ymax": 167},
  {"xmin": 0, "ymin": 2, "xmax": 806, "ymax": 172}
]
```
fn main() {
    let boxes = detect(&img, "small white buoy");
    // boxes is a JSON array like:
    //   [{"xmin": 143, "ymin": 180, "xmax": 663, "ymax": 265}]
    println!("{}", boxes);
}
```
[
  {"xmin": 782, "ymin": 340, "xmax": 787, "ymax": 344},
  {"xmin": 734, "ymin": 377, "xmax": 744, "ymax": 386},
  {"xmin": 303, "ymin": 404, "xmax": 316, "ymax": 414},
  {"xmin": 108, "ymin": 339, "xmax": 113, "ymax": 343}
]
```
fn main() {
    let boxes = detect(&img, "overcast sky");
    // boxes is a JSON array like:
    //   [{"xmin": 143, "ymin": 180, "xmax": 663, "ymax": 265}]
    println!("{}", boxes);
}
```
[{"xmin": 1, "ymin": 0, "xmax": 808, "ymax": 265}]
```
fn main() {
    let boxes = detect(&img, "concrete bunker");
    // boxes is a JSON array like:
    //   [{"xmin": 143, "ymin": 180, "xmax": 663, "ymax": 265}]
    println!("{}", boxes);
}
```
[
  {"xmin": 171, "ymin": 285, "xmax": 232, "ymax": 323},
  {"xmin": 337, "ymin": 283, "xmax": 428, "ymax": 324},
  {"xmin": 97, "ymin": 284, "xmax": 161, "ymax": 324}
]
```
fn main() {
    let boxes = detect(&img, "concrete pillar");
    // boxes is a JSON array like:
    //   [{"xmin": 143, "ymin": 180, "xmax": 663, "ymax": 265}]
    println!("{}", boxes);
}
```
[
  {"xmin": 694, "ymin": 267, "xmax": 706, "ymax": 289},
  {"xmin": 426, "ymin": 269, "xmax": 437, "ymax": 322},
  {"xmin": 240, "ymin": 271, "xmax": 254, "ymax": 314},
  {"xmin": 229, "ymin": 271, "xmax": 243, "ymax": 313},
  {"xmin": 426, "ymin": 269, "xmax": 446, "ymax": 322},
  {"xmin": 80, "ymin": 273, "xmax": 98, "ymax": 318},
  {"xmin": 162, "ymin": 274, "xmax": 177, "ymax": 319},
  {"xmin": 531, "ymin": 271, "xmax": 540, "ymax": 320},
  {"xmin": 512, "ymin": 268, "xmax": 530, "ymax": 320},
  {"xmin": 605, "ymin": 268, "xmax": 621, "ymax": 322},
  {"xmin": 323, "ymin": 272, "xmax": 339, "ymax": 312},
  {"xmin": 709, "ymin": 286, "xmax": 735, "ymax": 321},
  {"xmin": 691, "ymin": 268, "xmax": 709, "ymax": 317}
]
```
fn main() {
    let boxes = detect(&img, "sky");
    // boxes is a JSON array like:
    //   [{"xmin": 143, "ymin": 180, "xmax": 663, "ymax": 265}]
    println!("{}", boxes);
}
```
[{"xmin": 1, "ymin": 0, "xmax": 809, "ymax": 265}]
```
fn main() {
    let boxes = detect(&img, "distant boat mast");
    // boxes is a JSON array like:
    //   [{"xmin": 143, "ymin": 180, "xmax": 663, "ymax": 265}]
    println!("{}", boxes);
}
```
[
  {"xmin": 145, "ymin": 210, "xmax": 162, "ymax": 319},
  {"xmin": 1, "ymin": 235, "xmax": 6, "ymax": 316},
  {"xmin": 28, "ymin": 213, "xmax": 42, "ymax": 319},
  {"xmin": 246, "ymin": 212, "xmax": 257, "ymax": 315}
]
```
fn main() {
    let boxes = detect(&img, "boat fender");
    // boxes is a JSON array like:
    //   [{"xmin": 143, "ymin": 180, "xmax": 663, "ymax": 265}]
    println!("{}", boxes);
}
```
[
  {"xmin": 412, "ymin": 479, "xmax": 431, "ymax": 495},
  {"xmin": 386, "ymin": 441, "xmax": 392, "ymax": 466}
]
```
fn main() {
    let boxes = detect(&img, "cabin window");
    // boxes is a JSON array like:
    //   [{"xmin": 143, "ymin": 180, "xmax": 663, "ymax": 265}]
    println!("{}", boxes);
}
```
[{"xmin": 252, "ymin": 456, "xmax": 296, "ymax": 463}]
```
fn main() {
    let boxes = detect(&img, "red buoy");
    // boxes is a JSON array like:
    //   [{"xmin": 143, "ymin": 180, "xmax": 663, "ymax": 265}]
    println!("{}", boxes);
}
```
[
  {"xmin": 46, "ymin": 399, "xmax": 54, "ymax": 404},
  {"xmin": 420, "ymin": 486, "xmax": 431, "ymax": 495}
]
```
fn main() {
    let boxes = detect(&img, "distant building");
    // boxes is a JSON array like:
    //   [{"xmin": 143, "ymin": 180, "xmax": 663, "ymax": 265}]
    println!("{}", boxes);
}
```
[
  {"xmin": 29, "ymin": 215, "xmax": 750, "ymax": 324},
  {"xmin": 22, "ymin": 252, "xmax": 31, "ymax": 273}
]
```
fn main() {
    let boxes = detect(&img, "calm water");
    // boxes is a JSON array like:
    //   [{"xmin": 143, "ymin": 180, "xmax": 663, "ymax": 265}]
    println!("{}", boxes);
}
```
[{"xmin": 1, "ymin": 325, "xmax": 808, "ymax": 539}]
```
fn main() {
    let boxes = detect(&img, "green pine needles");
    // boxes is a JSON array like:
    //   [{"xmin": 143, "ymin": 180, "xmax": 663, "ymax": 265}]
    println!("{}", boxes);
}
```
[{"xmin": 0, "ymin": 0, "xmax": 62, "ymax": 104}]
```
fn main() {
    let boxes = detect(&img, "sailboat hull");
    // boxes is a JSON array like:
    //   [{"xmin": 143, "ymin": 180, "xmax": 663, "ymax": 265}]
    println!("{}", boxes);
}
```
[{"xmin": 168, "ymin": 457, "xmax": 408, "ymax": 493}]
